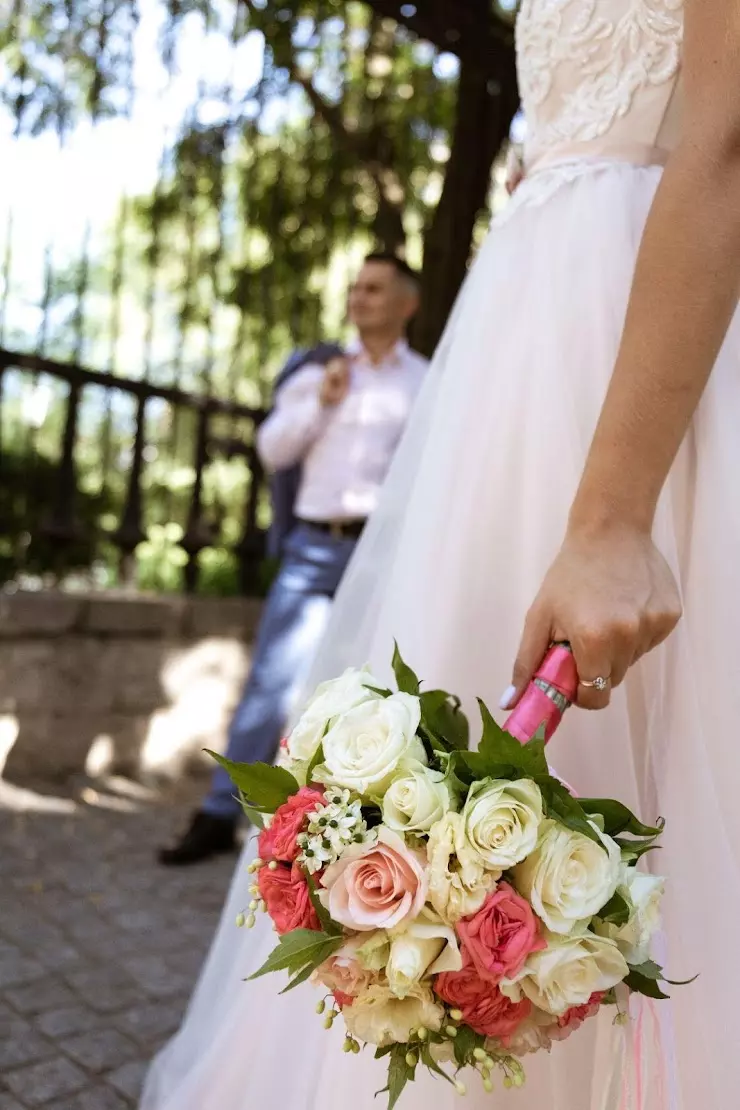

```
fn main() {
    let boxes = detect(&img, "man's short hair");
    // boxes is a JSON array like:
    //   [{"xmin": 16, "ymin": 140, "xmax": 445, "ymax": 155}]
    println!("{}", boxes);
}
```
[{"xmin": 363, "ymin": 252, "xmax": 420, "ymax": 293}]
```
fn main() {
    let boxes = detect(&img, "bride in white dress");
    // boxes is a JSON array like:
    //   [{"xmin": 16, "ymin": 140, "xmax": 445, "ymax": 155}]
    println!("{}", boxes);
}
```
[{"xmin": 141, "ymin": 2, "xmax": 740, "ymax": 1108}]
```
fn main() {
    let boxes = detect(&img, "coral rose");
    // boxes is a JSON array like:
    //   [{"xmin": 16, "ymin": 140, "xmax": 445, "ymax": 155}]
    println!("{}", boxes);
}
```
[
  {"xmin": 257, "ymin": 787, "xmax": 325, "ymax": 863},
  {"xmin": 435, "ymin": 954, "xmax": 531, "ymax": 1039},
  {"xmin": 457, "ymin": 882, "xmax": 546, "ymax": 983},
  {"xmin": 550, "ymin": 991, "xmax": 605, "ymax": 1041},
  {"xmin": 258, "ymin": 863, "xmax": 320, "ymax": 935}
]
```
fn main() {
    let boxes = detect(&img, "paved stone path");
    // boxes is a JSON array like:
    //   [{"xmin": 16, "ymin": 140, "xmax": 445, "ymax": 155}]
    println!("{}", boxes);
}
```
[{"xmin": 0, "ymin": 778, "xmax": 235, "ymax": 1108}]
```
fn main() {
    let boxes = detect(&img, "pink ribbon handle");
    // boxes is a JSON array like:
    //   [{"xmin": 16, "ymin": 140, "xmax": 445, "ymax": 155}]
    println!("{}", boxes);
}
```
[{"xmin": 504, "ymin": 642, "xmax": 578, "ymax": 745}]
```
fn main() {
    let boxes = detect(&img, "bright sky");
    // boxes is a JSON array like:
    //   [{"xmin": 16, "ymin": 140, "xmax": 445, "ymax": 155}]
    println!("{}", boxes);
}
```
[
  {"xmin": 0, "ymin": 2, "xmax": 266, "ymax": 337},
  {"xmin": 0, "ymin": 3, "xmax": 464, "ymax": 349}
]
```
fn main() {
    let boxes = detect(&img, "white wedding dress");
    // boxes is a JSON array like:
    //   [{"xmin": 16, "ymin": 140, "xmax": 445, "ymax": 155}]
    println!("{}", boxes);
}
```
[{"xmin": 141, "ymin": 3, "xmax": 740, "ymax": 1108}]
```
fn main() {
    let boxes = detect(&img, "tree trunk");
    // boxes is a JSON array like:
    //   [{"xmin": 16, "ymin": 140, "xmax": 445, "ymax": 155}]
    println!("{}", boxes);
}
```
[{"xmin": 413, "ymin": 56, "xmax": 518, "ymax": 358}]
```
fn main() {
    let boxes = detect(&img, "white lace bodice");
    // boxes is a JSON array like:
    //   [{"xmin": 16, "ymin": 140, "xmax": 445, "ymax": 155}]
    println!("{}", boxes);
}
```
[{"xmin": 517, "ymin": 0, "xmax": 684, "ymax": 169}]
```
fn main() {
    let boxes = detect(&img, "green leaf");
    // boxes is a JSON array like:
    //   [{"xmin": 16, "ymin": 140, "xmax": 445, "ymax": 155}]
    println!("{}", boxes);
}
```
[
  {"xmin": 418, "ymin": 725, "xmax": 450, "ymax": 760},
  {"xmin": 381, "ymin": 1044, "xmax": 414, "ymax": 1110},
  {"xmin": 237, "ymin": 789, "xmax": 266, "ymax": 829},
  {"xmin": 279, "ymin": 961, "xmax": 319, "ymax": 994},
  {"xmin": 579, "ymin": 799, "xmax": 663, "ymax": 839},
  {"xmin": 452, "ymin": 1023, "xmax": 484, "ymax": 1068},
  {"xmin": 614, "ymin": 838, "xmax": 661, "ymax": 862},
  {"xmin": 597, "ymin": 890, "xmax": 631, "ymax": 927},
  {"xmin": 247, "ymin": 929, "xmax": 343, "ymax": 981},
  {"xmin": 206, "ymin": 752, "xmax": 299, "ymax": 812},
  {"xmin": 627, "ymin": 960, "xmax": 697, "ymax": 991},
  {"xmin": 392, "ymin": 642, "xmax": 421, "ymax": 696},
  {"xmin": 477, "ymin": 700, "xmax": 549, "ymax": 778},
  {"xmin": 456, "ymin": 751, "xmax": 517, "ymax": 779},
  {"xmin": 539, "ymin": 779, "xmax": 603, "ymax": 846},
  {"xmin": 531, "ymin": 723, "xmax": 548, "ymax": 744},
  {"xmin": 629, "ymin": 959, "xmax": 663, "ymax": 980},
  {"xmin": 364, "ymin": 684, "xmax": 393, "ymax": 698},
  {"xmin": 375, "ymin": 1045, "xmax": 394, "ymax": 1060},
  {"xmin": 420, "ymin": 690, "xmax": 470, "ymax": 752},
  {"xmin": 305, "ymin": 741, "xmax": 325, "ymax": 787},
  {"xmin": 625, "ymin": 969, "xmax": 670, "ymax": 1000},
  {"xmin": 305, "ymin": 872, "xmax": 341, "ymax": 937},
  {"xmin": 420, "ymin": 1044, "xmax": 455, "ymax": 1085}
]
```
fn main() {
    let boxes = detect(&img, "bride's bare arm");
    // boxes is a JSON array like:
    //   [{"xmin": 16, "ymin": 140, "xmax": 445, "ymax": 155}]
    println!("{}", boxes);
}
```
[
  {"xmin": 571, "ymin": 0, "xmax": 740, "ymax": 534},
  {"xmin": 508, "ymin": 1, "xmax": 740, "ymax": 710}
]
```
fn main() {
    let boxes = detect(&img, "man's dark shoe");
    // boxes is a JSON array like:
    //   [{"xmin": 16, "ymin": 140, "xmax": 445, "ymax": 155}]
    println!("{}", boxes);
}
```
[{"xmin": 158, "ymin": 812, "xmax": 238, "ymax": 866}]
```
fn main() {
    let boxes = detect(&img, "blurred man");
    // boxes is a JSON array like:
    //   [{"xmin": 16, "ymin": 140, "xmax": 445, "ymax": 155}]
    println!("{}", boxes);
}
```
[{"xmin": 160, "ymin": 253, "xmax": 427, "ymax": 865}]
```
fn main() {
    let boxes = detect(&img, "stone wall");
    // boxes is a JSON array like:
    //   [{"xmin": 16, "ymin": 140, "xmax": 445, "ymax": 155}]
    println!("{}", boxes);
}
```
[{"xmin": 0, "ymin": 591, "xmax": 262, "ymax": 782}]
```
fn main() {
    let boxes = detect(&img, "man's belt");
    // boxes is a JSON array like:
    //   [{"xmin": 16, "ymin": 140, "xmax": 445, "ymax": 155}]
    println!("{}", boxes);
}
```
[{"xmin": 300, "ymin": 518, "xmax": 367, "ymax": 540}]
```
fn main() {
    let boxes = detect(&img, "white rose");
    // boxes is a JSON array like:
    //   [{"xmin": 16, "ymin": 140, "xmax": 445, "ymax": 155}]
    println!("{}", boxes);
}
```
[
  {"xmin": 287, "ymin": 667, "xmax": 383, "ymax": 763},
  {"xmin": 502, "ymin": 931, "xmax": 628, "ymax": 1016},
  {"xmin": 594, "ymin": 867, "xmax": 665, "ymax": 965},
  {"xmin": 313, "ymin": 693, "xmax": 425, "ymax": 796},
  {"xmin": 427, "ymin": 812, "xmax": 498, "ymax": 924},
  {"xmin": 343, "ymin": 982, "xmax": 444, "ymax": 1047},
  {"xmin": 463, "ymin": 778, "xmax": 543, "ymax": 870},
  {"xmin": 515, "ymin": 819, "xmax": 621, "ymax": 935},
  {"xmin": 383, "ymin": 765, "xmax": 452, "ymax": 834},
  {"xmin": 386, "ymin": 910, "xmax": 463, "ymax": 998}
]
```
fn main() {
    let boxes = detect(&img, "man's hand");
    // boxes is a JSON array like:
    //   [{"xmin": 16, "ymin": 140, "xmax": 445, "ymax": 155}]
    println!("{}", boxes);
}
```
[{"xmin": 319, "ymin": 357, "xmax": 350, "ymax": 407}]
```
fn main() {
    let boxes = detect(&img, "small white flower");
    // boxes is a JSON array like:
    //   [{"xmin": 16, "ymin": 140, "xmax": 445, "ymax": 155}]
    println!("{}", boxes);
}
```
[{"xmin": 296, "ymin": 793, "xmax": 374, "ymax": 874}]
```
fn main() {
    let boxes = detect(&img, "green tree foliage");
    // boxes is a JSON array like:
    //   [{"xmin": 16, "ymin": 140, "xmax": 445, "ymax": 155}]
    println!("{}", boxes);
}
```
[{"xmin": 0, "ymin": 1, "xmax": 518, "ymax": 593}]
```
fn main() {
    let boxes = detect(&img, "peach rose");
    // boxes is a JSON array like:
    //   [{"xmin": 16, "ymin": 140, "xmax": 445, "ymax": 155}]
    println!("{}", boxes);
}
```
[
  {"xmin": 457, "ymin": 883, "xmax": 546, "ymax": 983},
  {"xmin": 435, "ymin": 953, "xmax": 531, "ymax": 1040},
  {"xmin": 315, "ymin": 936, "xmax": 376, "ymax": 1001},
  {"xmin": 320, "ymin": 827, "xmax": 427, "ymax": 932}
]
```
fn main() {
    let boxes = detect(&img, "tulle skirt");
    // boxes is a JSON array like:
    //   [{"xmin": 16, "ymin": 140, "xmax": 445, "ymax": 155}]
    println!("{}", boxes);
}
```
[{"xmin": 140, "ymin": 160, "xmax": 740, "ymax": 1110}]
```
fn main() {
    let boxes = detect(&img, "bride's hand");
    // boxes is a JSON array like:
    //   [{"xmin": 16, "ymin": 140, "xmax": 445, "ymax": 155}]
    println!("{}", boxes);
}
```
[{"xmin": 507, "ymin": 525, "xmax": 683, "ymax": 710}]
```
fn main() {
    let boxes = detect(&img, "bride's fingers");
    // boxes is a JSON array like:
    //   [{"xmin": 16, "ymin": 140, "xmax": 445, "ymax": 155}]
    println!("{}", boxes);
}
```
[
  {"xmin": 504, "ymin": 604, "xmax": 552, "ymax": 710},
  {"xmin": 567, "ymin": 630, "xmax": 615, "ymax": 710}
]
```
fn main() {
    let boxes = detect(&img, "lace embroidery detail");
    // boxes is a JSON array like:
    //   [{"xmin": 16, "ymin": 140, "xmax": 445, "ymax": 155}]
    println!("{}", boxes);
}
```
[{"xmin": 517, "ymin": 0, "xmax": 683, "ymax": 148}]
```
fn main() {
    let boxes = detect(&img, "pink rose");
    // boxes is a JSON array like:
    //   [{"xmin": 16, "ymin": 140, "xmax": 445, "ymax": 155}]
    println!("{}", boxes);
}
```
[
  {"xmin": 457, "ymin": 882, "xmax": 546, "ymax": 983},
  {"xmin": 258, "ymin": 863, "xmax": 321, "ymax": 935},
  {"xmin": 550, "ymin": 991, "xmax": 605, "ymax": 1042},
  {"xmin": 435, "ymin": 953, "xmax": 531, "ymax": 1040},
  {"xmin": 333, "ymin": 990, "xmax": 355, "ymax": 1010},
  {"xmin": 320, "ymin": 828, "xmax": 427, "ymax": 932},
  {"xmin": 258, "ymin": 787, "xmax": 325, "ymax": 864}
]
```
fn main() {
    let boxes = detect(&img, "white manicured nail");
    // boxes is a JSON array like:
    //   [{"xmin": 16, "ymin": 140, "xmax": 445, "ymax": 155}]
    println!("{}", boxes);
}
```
[{"xmin": 498, "ymin": 685, "xmax": 517, "ymax": 710}]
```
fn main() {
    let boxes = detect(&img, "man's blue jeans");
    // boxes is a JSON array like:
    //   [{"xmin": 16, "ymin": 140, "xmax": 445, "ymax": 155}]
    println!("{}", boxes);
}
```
[{"xmin": 201, "ymin": 524, "xmax": 357, "ymax": 820}]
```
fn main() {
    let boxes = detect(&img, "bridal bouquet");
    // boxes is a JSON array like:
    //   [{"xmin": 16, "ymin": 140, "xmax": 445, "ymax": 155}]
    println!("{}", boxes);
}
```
[{"xmin": 212, "ymin": 647, "xmax": 676, "ymax": 1107}]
